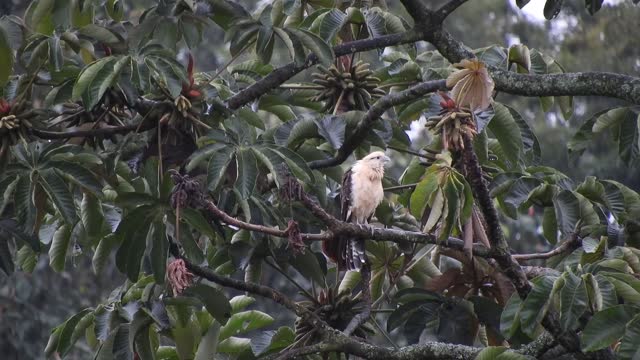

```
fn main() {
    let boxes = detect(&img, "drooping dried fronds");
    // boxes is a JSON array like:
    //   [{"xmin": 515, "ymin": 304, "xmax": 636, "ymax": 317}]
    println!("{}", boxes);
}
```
[{"xmin": 447, "ymin": 59, "xmax": 494, "ymax": 112}]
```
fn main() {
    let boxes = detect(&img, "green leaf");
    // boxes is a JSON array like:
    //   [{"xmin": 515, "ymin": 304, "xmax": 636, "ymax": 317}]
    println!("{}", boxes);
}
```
[
  {"xmin": 150, "ymin": 221, "xmax": 167, "ymax": 284},
  {"xmin": 73, "ymin": 56, "xmax": 129, "ymax": 109},
  {"xmin": 78, "ymin": 24, "xmax": 119, "ymax": 44},
  {"xmin": 593, "ymin": 107, "xmax": 627, "ymax": 133},
  {"xmin": 92, "ymin": 233, "xmax": 119, "ymax": 274},
  {"xmin": 617, "ymin": 109, "xmax": 640, "ymax": 166},
  {"xmin": 618, "ymin": 314, "xmax": 640, "ymax": 359},
  {"xmin": 229, "ymin": 295, "xmax": 256, "ymax": 314},
  {"xmin": 207, "ymin": 147, "xmax": 235, "ymax": 191},
  {"xmin": 519, "ymin": 275, "xmax": 560, "ymax": 336},
  {"xmin": 581, "ymin": 305, "xmax": 636, "ymax": 352},
  {"xmin": 543, "ymin": 0, "xmax": 563, "ymax": 19},
  {"xmin": 49, "ymin": 224, "xmax": 71, "ymax": 272},
  {"xmin": 81, "ymin": 193, "xmax": 104, "ymax": 240},
  {"xmin": 318, "ymin": 8, "xmax": 347, "ymax": 42},
  {"xmin": 440, "ymin": 179, "xmax": 459, "ymax": 241},
  {"xmin": 116, "ymin": 209, "xmax": 154, "ymax": 282},
  {"xmin": 284, "ymin": 28, "xmax": 334, "ymax": 65},
  {"xmin": 489, "ymin": 103, "xmax": 524, "ymax": 168},
  {"xmin": 54, "ymin": 308, "xmax": 93, "ymax": 357},
  {"xmin": 16, "ymin": 245, "xmax": 37, "ymax": 272},
  {"xmin": 41, "ymin": 170, "xmax": 78, "ymax": 225},
  {"xmin": 106, "ymin": 0, "xmax": 124, "ymax": 22},
  {"xmin": 235, "ymin": 148, "xmax": 258, "ymax": 199},
  {"xmin": 500, "ymin": 293, "xmax": 523, "ymax": 339},
  {"xmin": 219, "ymin": 310, "xmax": 274, "ymax": 340},
  {"xmin": 186, "ymin": 284, "xmax": 232, "ymax": 325},
  {"xmin": 180, "ymin": 207, "xmax": 217, "ymax": 240},
  {"xmin": 194, "ymin": 323, "xmax": 220, "ymax": 360},
  {"xmin": 559, "ymin": 270, "xmax": 588, "ymax": 332},
  {"xmin": 409, "ymin": 170, "xmax": 438, "ymax": 219},
  {"xmin": 314, "ymin": 115, "xmax": 346, "ymax": 149},
  {"xmin": 0, "ymin": 23, "xmax": 14, "ymax": 87},
  {"xmin": 217, "ymin": 337, "xmax": 251, "ymax": 353}
]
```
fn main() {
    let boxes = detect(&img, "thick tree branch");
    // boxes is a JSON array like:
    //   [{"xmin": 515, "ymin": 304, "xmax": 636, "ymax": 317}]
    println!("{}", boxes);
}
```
[
  {"xmin": 226, "ymin": 30, "xmax": 424, "ymax": 110},
  {"xmin": 429, "ymin": 29, "xmax": 640, "ymax": 104},
  {"xmin": 308, "ymin": 80, "xmax": 448, "ymax": 169},
  {"xmin": 32, "ymin": 123, "xmax": 153, "ymax": 139}
]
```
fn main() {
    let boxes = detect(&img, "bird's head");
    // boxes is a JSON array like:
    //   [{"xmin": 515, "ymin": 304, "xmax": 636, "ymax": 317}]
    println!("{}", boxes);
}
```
[{"xmin": 360, "ymin": 151, "xmax": 391, "ymax": 170}]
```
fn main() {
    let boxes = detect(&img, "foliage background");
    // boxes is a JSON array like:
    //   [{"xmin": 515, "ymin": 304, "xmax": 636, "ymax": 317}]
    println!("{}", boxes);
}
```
[{"xmin": 0, "ymin": 0, "xmax": 639, "ymax": 359}]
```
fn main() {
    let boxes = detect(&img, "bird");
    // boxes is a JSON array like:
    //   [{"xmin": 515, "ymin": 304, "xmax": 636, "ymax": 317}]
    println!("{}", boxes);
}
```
[{"xmin": 322, "ymin": 151, "xmax": 391, "ymax": 271}]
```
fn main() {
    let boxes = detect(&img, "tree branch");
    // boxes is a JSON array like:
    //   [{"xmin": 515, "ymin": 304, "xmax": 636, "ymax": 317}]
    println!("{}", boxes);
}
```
[
  {"xmin": 428, "ymin": 29, "xmax": 640, "ymax": 104},
  {"xmin": 308, "ymin": 80, "xmax": 448, "ymax": 169},
  {"xmin": 514, "ymin": 235, "xmax": 582, "ymax": 261},
  {"xmin": 226, "ymin": 30, "xmax": 424, "ymax": 110}
]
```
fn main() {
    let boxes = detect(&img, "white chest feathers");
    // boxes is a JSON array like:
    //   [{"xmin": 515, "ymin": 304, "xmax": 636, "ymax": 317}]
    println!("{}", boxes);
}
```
[{"xmin": 349, "ymin": 162, "xmax": 385, "ymax": 223}]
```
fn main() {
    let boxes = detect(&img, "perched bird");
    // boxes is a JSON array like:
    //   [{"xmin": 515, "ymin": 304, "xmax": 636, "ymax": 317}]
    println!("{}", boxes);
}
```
[{"xmin": 323, "ymin": 151, "xmax": 391, "ymax": 270}]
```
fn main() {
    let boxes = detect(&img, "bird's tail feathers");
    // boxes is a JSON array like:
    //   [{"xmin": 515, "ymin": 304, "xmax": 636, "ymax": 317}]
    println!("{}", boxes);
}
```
[{"xmin": 345, "ymin": 238, "xmax": 367, "ymax": 271}]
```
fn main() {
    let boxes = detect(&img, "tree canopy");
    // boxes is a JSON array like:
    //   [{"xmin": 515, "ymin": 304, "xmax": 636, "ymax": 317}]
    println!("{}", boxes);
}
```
[{"xmin": 1, "ymin": 0, "xmax": 640, "ymax": 359}]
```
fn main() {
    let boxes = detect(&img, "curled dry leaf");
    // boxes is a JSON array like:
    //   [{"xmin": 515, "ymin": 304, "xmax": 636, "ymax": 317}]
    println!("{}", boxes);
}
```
[
  {"xmin": 446, "ymin": 59, "xmax": 495, "ymax": 112},
  {"xmin": 286, "ymin": 219, "xmax": 305, "ymax": 255},
  {"xmin": 167, "ymin": 258, "xmax": 194, "ymax": 296}
]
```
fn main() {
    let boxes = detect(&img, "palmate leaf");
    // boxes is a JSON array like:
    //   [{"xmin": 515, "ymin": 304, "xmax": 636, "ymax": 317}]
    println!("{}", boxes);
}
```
[{"xmin": 72, "ymin": 55, "xmax": 131, "ymax": 109}]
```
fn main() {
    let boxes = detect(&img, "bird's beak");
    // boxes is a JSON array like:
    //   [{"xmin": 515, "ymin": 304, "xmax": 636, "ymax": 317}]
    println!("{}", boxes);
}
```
[{"xmin": 383, "ymin": 155, "xmax": 391, "ymax": 164}]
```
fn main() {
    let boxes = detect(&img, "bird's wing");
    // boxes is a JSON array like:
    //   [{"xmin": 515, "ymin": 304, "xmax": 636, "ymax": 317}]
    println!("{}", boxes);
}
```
[{"xmin": 341, "ymin": 168, "xmax": 353, "ymax": 222}]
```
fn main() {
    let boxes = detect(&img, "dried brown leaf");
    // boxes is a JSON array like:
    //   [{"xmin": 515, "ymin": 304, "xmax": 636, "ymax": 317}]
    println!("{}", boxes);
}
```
[{"xmin": 447, "ymin": 59, "xmax": 495, "ymax": 111}]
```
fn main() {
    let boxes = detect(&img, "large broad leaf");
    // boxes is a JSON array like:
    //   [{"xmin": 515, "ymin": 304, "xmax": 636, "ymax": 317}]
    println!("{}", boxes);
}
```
[
  {"xmin": 219, "ymin": 310, "xmax": 274, "ymax": 340},
  {"xmin": 50, "ymin": 308, "xmax": 93, "ymax": 357},
  {"xmin": 284, "ymin": 27, "xmax": 334, "ymax": 65},
  {"xmin": 617, "ymin": 109, "xmax": 640, "ymax": 166},
  {"xmin": 559, "ymin": 270, "xmax": 588, "ymax": 331},
  {"xmin": 553, "ymin": 190, "xmax": 599, "ymax": 237},
  {"xmin": 235, "ymin": 148, "xmax": 258, "ymax": 199},
  {"xmin": 0, "ymin": 23, "xmax": 13, "ymax": 87},
  {"xmin": 318, "ymin": 8, "xmax": 347, "ymax": 42},
  {"xmin": 488, "ymin": 103, "xmax": 524, "ymax": 168},
  {"xmin": 500, "ymin": 293, "xmax": 523, "ymax": 339},
  {"xmin": 115, "ymin": 207, "xmax": 155, "ymax": 282},
  {"xmin": 206, "ymin": 146, "xmax": 235, "ymax": 192},
  {"xmin": 149, "ymin": 221, "xmax": 168, "ymax": 284},
  {"xmin": 409, "ymin": 169, "xmax": 438, "ymax": 219},
  {"xmin": 618, "ymin": 314, "xmax": 640, "ymax": 359},
  {"xmin": 195, "ymin": 323, "xmax": 221, "ymax": 360},
  {"xmin": 41, "ymin": 170, "xmax": 78, "ymax": 225},
  {"xmin": 543, "ymin": 0, "xmax": 563, "ymax": 19},
  {"xmin": 519, "ymin": 275, "xmax": 560, "ymax": 336},
  {"xmin": 49, "ymin": 224, "xmax": 71, "ymax": 272},
  {"xmin": 186, "ymin": 284, "xmax": 232, "ymax": 325},
  {"xmin": 581, "ymin": 305, "xmax": 637, "ymax": 352},
  {"xmin": 72, "ymin": 56, "xmax": 130, "ymax": 109},
  {"xmin": 314, "ymin": 115, "xmax": 346, "ymax": 149}
]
